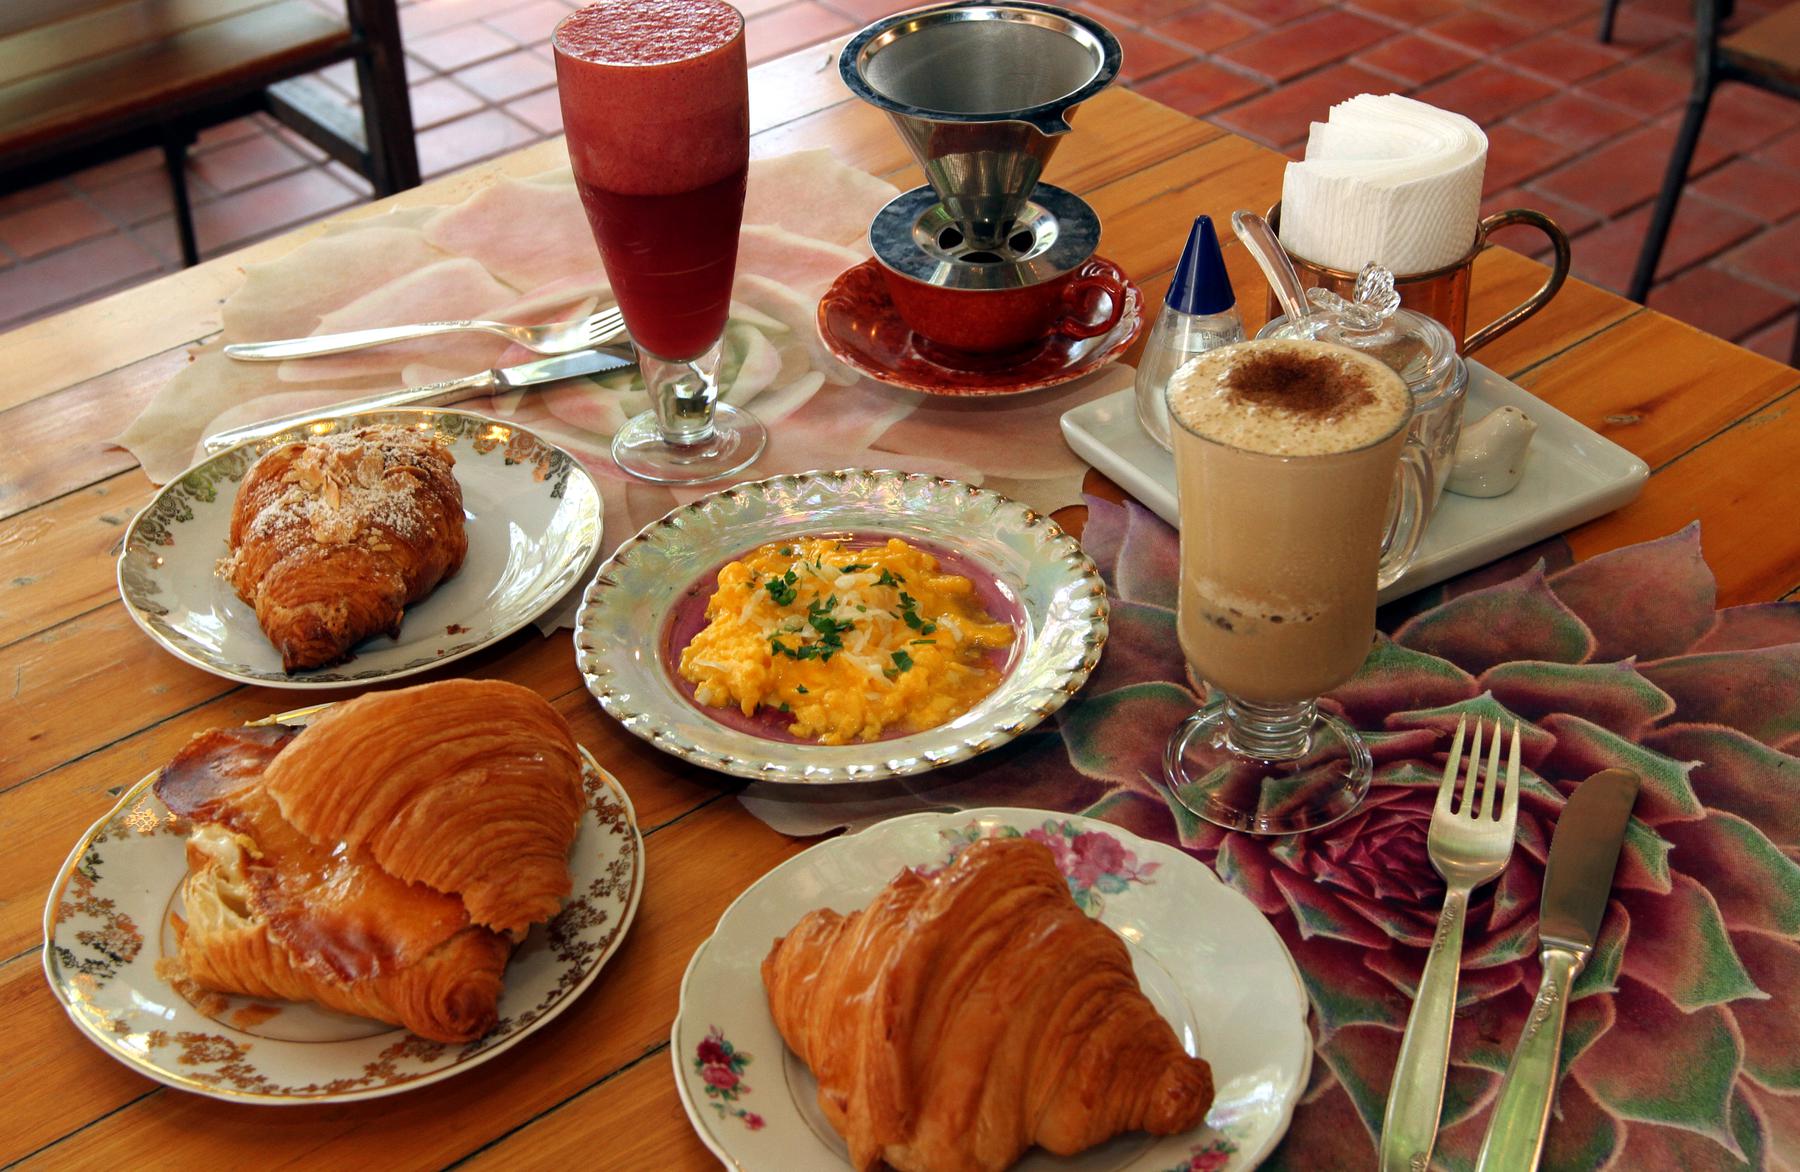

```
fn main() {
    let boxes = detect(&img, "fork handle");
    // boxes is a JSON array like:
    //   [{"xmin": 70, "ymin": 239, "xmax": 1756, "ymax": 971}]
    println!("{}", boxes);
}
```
[
  {"xmin": 1475, "ymin": 947, "xmax": 1586, "ymax": 1172},
  {"xmin": 223, "ymin": 321, "xmax": 494, "ymax": 361},
  {"xmin": 1380, "ymin": 885, "xmax": 1471, "ymax": 1172}
]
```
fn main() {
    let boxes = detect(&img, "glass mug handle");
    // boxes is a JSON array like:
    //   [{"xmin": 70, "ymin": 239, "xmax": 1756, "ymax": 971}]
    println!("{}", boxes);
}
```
[{"xmin": 1378, "ymin": 441, "xmax": 1431, "ymax": 590}]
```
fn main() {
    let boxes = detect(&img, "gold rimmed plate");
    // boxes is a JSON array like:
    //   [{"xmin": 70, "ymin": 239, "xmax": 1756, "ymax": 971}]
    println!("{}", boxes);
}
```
[
  {"xmin": 573, "ymin": 469, "xmax": 1110, "ymax": 784},
  {"xmin": 41, "ymin": 703, "xmax": 643, "ymax": 1104},
  {"xmin": 117, "ymin": 409, "xmax": 603, "ymax": 689}
]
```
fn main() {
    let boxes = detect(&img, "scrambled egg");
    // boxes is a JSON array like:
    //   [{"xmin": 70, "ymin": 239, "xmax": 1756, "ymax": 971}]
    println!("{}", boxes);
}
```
[{"xmin": 678, "ymin": 537, "xmax": 1015, "ymax": 744}]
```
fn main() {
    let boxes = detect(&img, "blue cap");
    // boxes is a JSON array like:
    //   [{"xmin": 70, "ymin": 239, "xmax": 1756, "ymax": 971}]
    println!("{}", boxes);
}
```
[{"xmin": 1166, "ymin": 215, "xmax": 1235, "ymax": 316}]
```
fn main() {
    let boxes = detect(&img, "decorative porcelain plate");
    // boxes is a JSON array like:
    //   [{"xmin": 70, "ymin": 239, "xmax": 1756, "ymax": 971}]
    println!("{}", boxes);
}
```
[
  {"xmin": 117, "ymin": 408, "xmax": 604, "ymax": 688},
  {"xmin": 672, "ymin": 807, "xmax": 1312, "ymax": 1171},
  {"xmin": 818, "ymin": 257, "xmax": 1144, "ymax": 396},
  {"xmin": 574, "ymin": 469, "xmax": 1109, "ymax": 784},
  {"xmin": 42, "ymin": 704, "xmax": 643, "ymax": 1104}
]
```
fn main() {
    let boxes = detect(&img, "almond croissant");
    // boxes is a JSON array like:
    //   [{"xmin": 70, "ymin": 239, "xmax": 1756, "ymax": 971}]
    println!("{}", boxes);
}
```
[
  {"xmin": 762, "ymin": 836, "xmax": 1215, "ymax": 1172},
  {"xmin": 218, "ymin": 424, "xmax": 467, "ymax": 672},
  {"xmin": 154, "ymin": 680, "xmax": 585, "ymax": 1042}
]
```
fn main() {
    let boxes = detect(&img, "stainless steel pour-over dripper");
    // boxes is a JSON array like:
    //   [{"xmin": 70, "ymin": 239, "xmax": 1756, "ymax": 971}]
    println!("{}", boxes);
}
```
[{"xmin": 840, "ymin": 1, "xmax": 1120, "ymax": 248}]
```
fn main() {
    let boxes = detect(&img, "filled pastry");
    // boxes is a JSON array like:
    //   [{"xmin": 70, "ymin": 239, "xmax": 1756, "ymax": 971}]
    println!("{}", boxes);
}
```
[
  {"xmin": 217, "ymin": 424, "xmax": 467, "ymax": 671},
  {"xmin": 155, "ymin": 679, "xmax": 586, "ymax": 1042},
  {"xmin": 762, "ymin": 836, "xmax": 1214, "ymax": 1172}
]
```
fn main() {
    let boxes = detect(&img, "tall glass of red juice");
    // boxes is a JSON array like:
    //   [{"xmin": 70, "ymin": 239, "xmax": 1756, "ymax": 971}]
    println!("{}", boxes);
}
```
[{"xmin": 553, "ymin": 0, "xmax": 766, "ymax": 484}]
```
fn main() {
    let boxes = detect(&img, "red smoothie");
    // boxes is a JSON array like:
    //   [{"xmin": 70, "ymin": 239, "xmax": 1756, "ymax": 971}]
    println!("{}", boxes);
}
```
[{"xmin": 554, "ymin": 0, "xmax": 750, "ymax": 362}]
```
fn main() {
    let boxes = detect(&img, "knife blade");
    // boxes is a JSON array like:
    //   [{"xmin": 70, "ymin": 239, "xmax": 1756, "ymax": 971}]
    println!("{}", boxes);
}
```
[
  {"xmin": 201, "ymin": 348, "xmax": 636, "ymax": 455},
  {"xmin": 1475, "ymin": 768, "xmax": 1639, "ymax": 1172}
]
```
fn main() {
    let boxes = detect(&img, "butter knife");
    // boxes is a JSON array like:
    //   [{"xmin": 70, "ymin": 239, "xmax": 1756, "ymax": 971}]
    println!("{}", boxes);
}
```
[
  {"xmin": 1474, "ymin": 768, "xmax": 1639, "ymax": 1172},
  {"xmin": 201, "ymin": 348, "xmax": 635, "ymax": 455}
]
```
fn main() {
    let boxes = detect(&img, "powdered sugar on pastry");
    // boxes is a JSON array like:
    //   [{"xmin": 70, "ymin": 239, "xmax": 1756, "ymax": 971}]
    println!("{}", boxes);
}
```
[{"xmin": 218, "ymin": 425, "xmax": 467, "ymax": 672}]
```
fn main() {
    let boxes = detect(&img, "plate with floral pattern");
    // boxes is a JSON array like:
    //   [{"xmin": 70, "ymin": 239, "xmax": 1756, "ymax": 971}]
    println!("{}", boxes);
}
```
[
  {"xmin": 575, "ymin": 469, "xmax": 1109, "ymax": 784},
  {"xmin": 672, "ymin": 807, "xmax": 1311, "ymax": 1171},
  {"xmin": 117, "ymin": 408, "xmax": 603, "ymax": 689},
  {"xmin": 42, "ymin": 703, "xmax": 643, "ymax": 1104}
]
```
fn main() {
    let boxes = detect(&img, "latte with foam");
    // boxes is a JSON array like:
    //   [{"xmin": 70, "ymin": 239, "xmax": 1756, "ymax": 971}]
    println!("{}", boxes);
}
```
[{"xmin": 1167, "ymin": 339, "xmax": 1412, "ymax": 703}]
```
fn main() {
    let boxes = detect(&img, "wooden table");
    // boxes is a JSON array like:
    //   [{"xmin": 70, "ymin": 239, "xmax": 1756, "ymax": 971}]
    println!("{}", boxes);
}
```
[{"xmin": 5, "ymin": 41, "xmax": 1798, "ymax": 1170}]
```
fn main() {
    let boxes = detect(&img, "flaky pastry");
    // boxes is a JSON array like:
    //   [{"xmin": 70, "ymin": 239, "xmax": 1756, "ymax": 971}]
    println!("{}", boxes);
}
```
[
  {"xmin": 762, "ymin": 837, "xmax": 1214, "ymax": 1172},
  {"xmin": 155, "ymin": 680, "xmax": 585, "ymax": 1041}
]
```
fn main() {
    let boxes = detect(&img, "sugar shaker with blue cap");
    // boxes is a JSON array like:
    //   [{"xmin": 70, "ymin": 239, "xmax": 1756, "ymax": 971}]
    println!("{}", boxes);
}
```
[{"xmin": 1133, "ymin": 215, "xmax": 1244, "ymax": 450}]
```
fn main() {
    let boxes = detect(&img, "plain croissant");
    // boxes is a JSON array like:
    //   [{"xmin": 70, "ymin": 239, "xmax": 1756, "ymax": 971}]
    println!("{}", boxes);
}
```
[
  {"xmin": 219, "ymin": 424, "xmax": 467, "ymax": 672},
  {"xmin": 762, "ymin": 836, "xmax": 1215, "ymax": 1172}
]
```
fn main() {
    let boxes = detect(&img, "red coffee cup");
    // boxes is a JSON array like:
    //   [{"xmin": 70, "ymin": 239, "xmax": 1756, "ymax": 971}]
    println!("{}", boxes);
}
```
[{"xmin": 879, "ymin": 258, "xmax": 1128, "ymax": 354}]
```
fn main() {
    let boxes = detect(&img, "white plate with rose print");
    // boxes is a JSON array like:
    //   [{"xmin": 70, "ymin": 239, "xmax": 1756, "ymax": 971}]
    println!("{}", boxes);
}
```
[
  {"xmin": 42, "ymin": 703, "xmax": 643, "ymax": 1104},
  {"xmin": 117, "ymin": 408, "xmax": 603, "ymax": 689},
  {"xmin": 672, "ymin": 807, "xmax": 1311, "ymax": 1171}
]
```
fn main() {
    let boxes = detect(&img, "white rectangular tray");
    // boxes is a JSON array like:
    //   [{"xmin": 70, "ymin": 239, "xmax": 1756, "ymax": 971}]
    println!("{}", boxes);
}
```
[{"xmin": 1059, "ymin": 360, "xmax": 1650, "ymax": 602}]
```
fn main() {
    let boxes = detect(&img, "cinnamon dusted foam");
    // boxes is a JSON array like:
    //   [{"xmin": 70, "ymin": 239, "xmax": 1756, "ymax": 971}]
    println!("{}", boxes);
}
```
[{"xmin": 1166, "ymin": 338, "xmax": 1409, "ymax": 457}]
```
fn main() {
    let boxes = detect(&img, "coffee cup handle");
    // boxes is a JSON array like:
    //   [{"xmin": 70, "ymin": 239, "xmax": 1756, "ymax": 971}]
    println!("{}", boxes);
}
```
[
  {"xmin": 1056, "ymin": 269, "xmax": 1127, "ymax": 340},
  {"xmin": 1463, "ymin": 209, "xmax": 1571, "ymax": 356},
  {"xmin": 1377, "ymin": 443, "xmax": 1431, "ymax": 590}
]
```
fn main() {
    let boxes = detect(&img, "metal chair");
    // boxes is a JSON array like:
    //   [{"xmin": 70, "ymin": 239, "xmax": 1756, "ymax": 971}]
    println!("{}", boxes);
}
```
[{"xmin": 1626, "ymin": 0, "xmax": 1800, "ymax": 362}]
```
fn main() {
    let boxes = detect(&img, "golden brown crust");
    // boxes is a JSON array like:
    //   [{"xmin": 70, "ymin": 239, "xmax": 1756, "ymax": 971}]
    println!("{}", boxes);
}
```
[
  {"xmin": 260, "ymin": 679, "xmax": 585, "ymax": 937},
  {"xmin": 151, "ymin": 680, "xmax": 584, "ymax": 1042},
  {"xmin": 761, "ymin": 837, "xmax": 1214, "ymax": 1172},
  {"xmin": 220, "ymin": 425, "xmax": 467, "ymax": 672}
]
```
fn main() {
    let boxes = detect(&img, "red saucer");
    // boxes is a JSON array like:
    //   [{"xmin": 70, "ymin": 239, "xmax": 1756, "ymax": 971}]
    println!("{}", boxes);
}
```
[{"xmin": 816, "ymin": 256, "xmax": 1144, "ymax": 396}]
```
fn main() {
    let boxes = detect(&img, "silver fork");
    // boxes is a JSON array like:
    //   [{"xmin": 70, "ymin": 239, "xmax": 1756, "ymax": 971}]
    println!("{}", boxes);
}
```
[
  {"xmin": 1380, "ymin": 717, "xmax": 1522, "ymax": 1172},
  {"xmin": 222, "ymin": 307, "xmax": 627, "ymax": 361}
]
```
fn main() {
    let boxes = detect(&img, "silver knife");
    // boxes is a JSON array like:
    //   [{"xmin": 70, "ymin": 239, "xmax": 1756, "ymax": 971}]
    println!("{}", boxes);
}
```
[
  {"xmin": 201, "ymin": 349, "xmax": 636, "ymax": 455},
  {"xmin": 1474, "ymin": 768, "xmax": 1639, "ymax": 1172}
]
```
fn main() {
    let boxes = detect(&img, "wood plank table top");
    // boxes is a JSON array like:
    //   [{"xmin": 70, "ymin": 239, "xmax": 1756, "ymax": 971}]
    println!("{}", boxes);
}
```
[{"xmin": 3, "ymin": 39, "xmax": 1797, "ymax": 1171}]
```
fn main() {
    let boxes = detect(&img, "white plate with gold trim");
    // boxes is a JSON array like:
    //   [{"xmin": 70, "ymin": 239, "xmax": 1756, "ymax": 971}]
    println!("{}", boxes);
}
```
[
  {"xmin": 117, "ymin": 409, "xmax": 603, "ymax": 689},
  {"xmin": 672, "ymin": 807, "xmax": 1311, "ymax": 1171},
  {"xmin": 41, "ymin": 704, "xmax": 643, "ymax": 1104},
  {"xmin": 575, "ymin": 469, "xmax": 1109, "ymax": 784}
]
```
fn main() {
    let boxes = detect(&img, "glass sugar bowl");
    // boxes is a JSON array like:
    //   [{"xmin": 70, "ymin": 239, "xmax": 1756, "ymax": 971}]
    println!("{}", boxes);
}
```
[{"xmin": 1258, "ymin": 266, "xmax": 1467, "ymax": 514}]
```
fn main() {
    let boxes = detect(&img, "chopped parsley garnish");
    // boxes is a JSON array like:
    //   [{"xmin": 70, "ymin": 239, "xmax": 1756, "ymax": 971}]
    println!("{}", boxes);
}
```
[
  {"xmin": 795, "ymin": 685, "xmax": 808, "ymax": 694},
  {"xmin": 896, "ymin": 590, "xmax": 938, "ymax": 635},
  {"xmin": 778, "ymin": 546, "xmax": 793, "ymax": 556},
  {"xmin": 767, "ymin": 596, "xmax": 855, "ymax": 662},
  {"xmin": 837, "ymin": 562, "xmax": 871, "ymax": 574},
  {"xmin": 884, "ymin": 649, "xmax": 915, "ymax": 680},
  {"xmin": 764, "ymin": 569, "xmax": 799, "ymax": 606},
  {"xmin": 875, "ymin": 568, "xmax": 904, "ymax": 588},
  {"xmin": 778, "ymin": 702, "xmax": 791, "ymax": 713}
]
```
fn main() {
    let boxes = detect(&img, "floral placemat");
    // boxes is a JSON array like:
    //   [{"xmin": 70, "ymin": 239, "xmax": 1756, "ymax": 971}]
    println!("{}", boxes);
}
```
[{"xmin": 745, "ymin": 498, "xmax": 1800, "ymax": 1170}]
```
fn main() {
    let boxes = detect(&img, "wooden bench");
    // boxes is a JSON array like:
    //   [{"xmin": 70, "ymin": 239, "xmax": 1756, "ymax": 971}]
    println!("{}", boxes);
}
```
[{"xmin": 0, "ymin": 0, "xmax": 420, "ymax": 265}]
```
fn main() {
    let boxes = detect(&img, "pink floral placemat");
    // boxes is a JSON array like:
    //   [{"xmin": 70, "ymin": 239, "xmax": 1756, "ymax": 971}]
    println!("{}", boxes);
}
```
[
  {"xmin": 746, "ymin": 500, "xmax": 1800, "ymax": 1171},
  {"xmin": 118, "ymin": 148, "xmax": 1132, "ymax": 630}
]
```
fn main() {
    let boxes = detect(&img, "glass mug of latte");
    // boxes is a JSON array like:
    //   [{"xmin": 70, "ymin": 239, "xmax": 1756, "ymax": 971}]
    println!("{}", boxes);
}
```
[{"xmin": 1163, "ymin": 338, "xmax": 1428, "ymax": 835}]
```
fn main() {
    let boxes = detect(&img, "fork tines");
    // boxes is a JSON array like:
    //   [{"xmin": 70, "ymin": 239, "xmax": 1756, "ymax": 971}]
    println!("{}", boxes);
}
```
[{"xmin": 1438, "ymin": 716, "xmax": 1522, "ymax": 821}]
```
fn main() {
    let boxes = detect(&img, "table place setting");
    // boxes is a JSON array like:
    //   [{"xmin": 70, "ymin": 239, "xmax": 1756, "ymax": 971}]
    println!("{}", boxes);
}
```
[{"xmin": 20, "ymin": 0, "xmax": 1800, "ymax": 1170}]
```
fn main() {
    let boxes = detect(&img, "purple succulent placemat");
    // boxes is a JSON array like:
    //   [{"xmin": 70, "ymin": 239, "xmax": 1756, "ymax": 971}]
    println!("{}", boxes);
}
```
[{"xmin": 741, "ymin": 496, "xmax": 1800, "ymax": 1170}]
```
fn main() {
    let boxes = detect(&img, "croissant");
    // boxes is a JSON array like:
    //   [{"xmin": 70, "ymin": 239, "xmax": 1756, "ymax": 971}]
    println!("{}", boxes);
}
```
[
  {"xmin": 218, "ymin": 424, "xmax": 467, "ymax": 671},
  {"xmin": 260, "ymin": 679, "xmax": 586, "ymax": 936},
  {"xmin": 762, "ymin": 837, "xmax": 1214, "ymax": 1172},
  {"xmin": 153, "ymin": 681, "xmax": 585, "ymax": 1042}
]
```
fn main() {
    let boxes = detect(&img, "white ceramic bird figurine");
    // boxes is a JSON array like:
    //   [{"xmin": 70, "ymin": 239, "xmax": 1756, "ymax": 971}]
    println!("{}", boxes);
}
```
[{"xmin": 1447, "ymin": 406, "xmax": 1537, "ymax": 497}]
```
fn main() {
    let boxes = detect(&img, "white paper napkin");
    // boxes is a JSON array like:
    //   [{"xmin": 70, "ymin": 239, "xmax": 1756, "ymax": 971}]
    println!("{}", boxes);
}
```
[{"xmin": 1279, "ymin": 93, "xmax": 1487, "ymax": 275}]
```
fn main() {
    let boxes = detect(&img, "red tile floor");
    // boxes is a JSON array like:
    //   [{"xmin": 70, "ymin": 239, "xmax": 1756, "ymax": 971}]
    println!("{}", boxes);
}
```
[{"xmin": 2, "ymin": 0, "xmax": 1797, "ymax": 364}]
